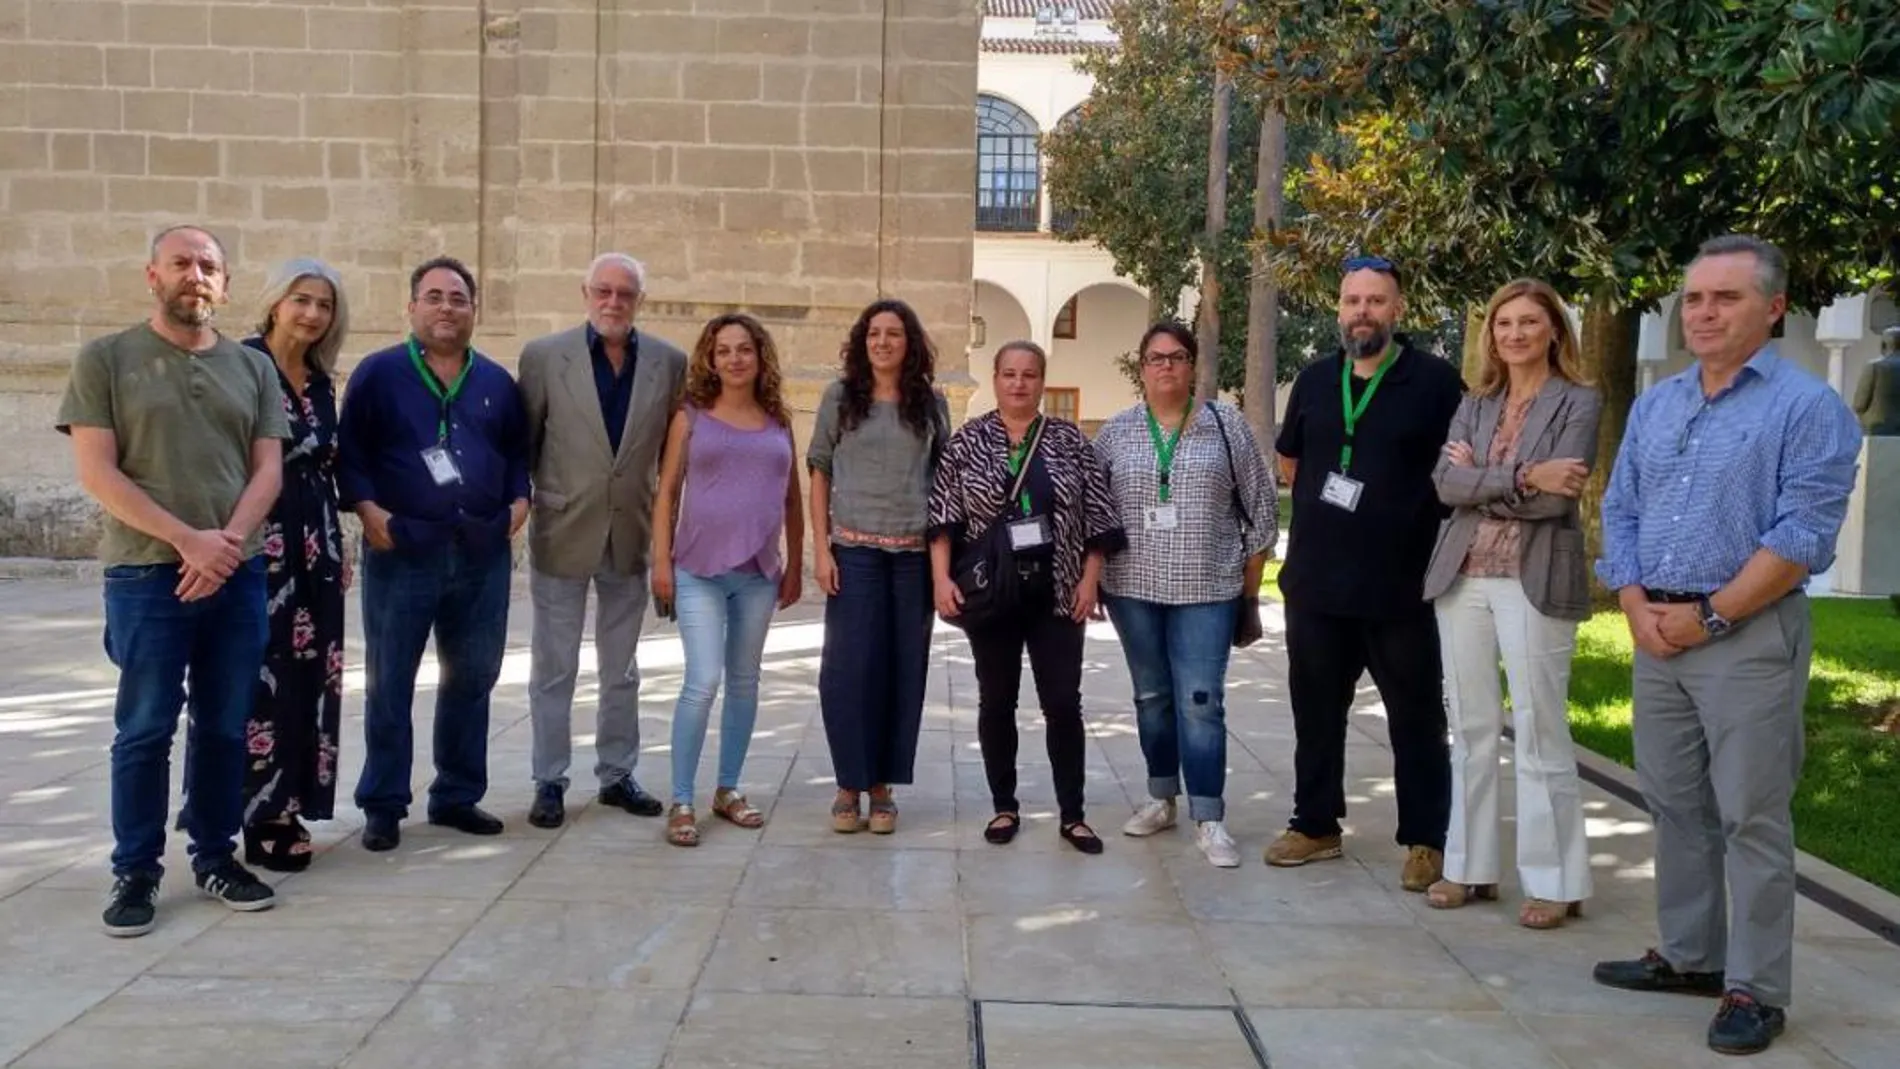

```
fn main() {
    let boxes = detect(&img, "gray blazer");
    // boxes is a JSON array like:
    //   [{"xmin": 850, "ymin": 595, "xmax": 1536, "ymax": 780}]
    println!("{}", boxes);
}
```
[
  {"xmin": 1423, "ymin": 377, "xmax": 1601, "ymax": 620},
  {"xmin": 518, "ymin": 324, "xmax": 687, "ymax": 578}
]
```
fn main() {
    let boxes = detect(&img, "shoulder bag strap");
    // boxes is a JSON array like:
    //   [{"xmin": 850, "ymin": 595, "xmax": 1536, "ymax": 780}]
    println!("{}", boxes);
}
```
[{"xmin": 1204, "ymin": 401, "xmax": 1253, "ymax": 532}]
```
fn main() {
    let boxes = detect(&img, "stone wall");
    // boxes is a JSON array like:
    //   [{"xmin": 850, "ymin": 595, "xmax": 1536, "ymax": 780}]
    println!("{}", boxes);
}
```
[{"xmin": 0, "ymin": 0, "xmax": 980, "ymax": 558}]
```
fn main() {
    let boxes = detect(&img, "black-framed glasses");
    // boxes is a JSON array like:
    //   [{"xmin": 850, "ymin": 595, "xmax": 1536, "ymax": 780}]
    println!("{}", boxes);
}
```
[{"xmin": 1141, "ymin": 350, "xmax": 1193, "ymax": 367}]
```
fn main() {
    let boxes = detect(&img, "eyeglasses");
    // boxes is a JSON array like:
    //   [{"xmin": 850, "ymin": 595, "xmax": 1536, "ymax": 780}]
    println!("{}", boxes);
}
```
[
  {"xmin": 1141, "ymin": 350, "xmax": 1193, "ymax": 367},
  {"xmin": 1342, "ymin": 254, "xmax": 1402, "ymax": 284},
  {"xmin": 417, "ymin": 292, "xmax": 472, "ymax": 310},
  {"xmin": 1676, "ymin": 399, "xmax": 1712, "ymax": 454},
  {"xmin": 587, "ymin": 285, "xmax": 640, "ymax": 304}
]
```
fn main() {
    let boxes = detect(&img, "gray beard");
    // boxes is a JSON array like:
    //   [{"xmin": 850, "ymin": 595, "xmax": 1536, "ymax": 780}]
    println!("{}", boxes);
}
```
[
  {"xmin": 162, "ymin": 296, "xmax": 214, "ymax": 329},
  {"xmin": 1340, "ymin": 322, "xmax": 1390, "ymax": 359}
]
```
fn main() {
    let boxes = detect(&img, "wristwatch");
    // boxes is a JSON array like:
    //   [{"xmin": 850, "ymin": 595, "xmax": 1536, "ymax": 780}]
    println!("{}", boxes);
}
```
[{"xmin": 1695, "ymin": 595, "xmax": 1733, "ymax": 638}]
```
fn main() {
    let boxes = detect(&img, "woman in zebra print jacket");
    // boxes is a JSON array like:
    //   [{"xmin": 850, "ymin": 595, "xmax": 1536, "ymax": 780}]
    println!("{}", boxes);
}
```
[{"xmin": 927, "ymin": 340, "xmax": 1126, "ymax": 854}]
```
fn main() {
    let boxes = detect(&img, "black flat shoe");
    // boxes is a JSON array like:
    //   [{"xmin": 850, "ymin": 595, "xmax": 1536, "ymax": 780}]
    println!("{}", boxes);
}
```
[
  {"xmin": 599, "ymin": 779, "xmax": 664, "ymax": 817},
  {"xmin": 528, "ymin": 784, "xmax": 565, "ymax": 829},
  {"xmin": 984, "ymin": 812, "xmax": 1021, "ymax": 845},
  {"xmin": 1061, "ymin": 821, "xmax": 1104, "ymax": 855},
  {"xmin": 243, "ymin": 818, "xmax": 313, "ymax": 873},
  {"xmin": 1708, "ymin": 990, "xmax": 1786, "ymax": 1055},
  {"xmin": 428, "ymin": 805, "xmax": 504, "ymax": 836},
  {"xmin": 362, "ymin": 814, "xmax": 401, "ymax": 852},
  {"xmin": 1592, "ymin": 949, "xmax": 1725, "ymax": 996}
]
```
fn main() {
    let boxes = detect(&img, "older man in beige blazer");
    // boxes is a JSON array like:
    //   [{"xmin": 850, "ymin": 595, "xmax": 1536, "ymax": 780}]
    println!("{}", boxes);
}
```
[{"xmin": 518, "ymin": 253, "xmax": 686, "ymax": 828}]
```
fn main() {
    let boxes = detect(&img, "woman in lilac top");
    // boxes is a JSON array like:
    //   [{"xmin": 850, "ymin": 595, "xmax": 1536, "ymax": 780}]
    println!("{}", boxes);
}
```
[{"xmin": 650, "ymin": 313, "xmax": 805, "ymax": 846}]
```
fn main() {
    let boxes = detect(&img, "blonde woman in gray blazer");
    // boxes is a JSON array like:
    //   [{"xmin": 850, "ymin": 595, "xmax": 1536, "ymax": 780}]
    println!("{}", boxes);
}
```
[{"xmin": 1423, "ymin": 278, "xmax": 1600, "ymax": 929}]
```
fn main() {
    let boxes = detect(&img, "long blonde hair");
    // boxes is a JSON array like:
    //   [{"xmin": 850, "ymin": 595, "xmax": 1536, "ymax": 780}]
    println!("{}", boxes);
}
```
[
  {"xmin": 1476, "ymin": 278, "xmax": 1590, "ymax": 397},
  {"xmin": 251, "ymin": 257, "xmax": 350, "ymax": 375}
]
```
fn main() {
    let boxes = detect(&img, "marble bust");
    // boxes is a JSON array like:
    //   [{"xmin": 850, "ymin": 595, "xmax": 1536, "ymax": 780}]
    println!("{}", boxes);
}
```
[{"xmin": 1853, "ymin": 326, "xmax": 1900, "ymax": 436}]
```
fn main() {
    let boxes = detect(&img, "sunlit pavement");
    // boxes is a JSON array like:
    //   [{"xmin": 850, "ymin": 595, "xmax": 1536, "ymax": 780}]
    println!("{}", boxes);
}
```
[{"xmin": 1, "ymin": 574, "xmax": 1896, "ymax": 1068}]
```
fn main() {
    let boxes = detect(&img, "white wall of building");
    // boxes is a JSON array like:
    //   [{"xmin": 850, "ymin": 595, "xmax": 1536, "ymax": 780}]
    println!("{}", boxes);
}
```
[{"xmin": 975, "ymin": 52, "xmax": 1097, "ymax": 134}]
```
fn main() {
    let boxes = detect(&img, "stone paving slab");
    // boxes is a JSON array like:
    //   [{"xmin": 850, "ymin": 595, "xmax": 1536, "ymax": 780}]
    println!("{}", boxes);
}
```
[{"xmin": 0, "ymin": 574, "xmax": 1896, "ymax": 1068}]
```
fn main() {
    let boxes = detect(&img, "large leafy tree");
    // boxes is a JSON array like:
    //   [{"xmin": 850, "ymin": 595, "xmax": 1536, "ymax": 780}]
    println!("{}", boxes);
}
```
[{"xmin": 1228, "ymin": 0, "xmax": 1900, "ymax": 558}]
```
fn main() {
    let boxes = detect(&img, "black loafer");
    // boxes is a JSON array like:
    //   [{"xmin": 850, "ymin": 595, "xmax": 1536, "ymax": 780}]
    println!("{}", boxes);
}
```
[
  {"xmin": 1592, "ymin": 949, "xmax": 1725, "ymax": 996},
  {"xmin": 428, "ymin": 805, "xmax": 505, "ymax": 836},
  {"xmin": 362, "ymin": 814, "xmax": 401, "ymax": 852},
  {"xmin": 1708, "ymin": 990, "xmax": 1786, "ymax": 1055},
  {"xmin": 1061, "ymin": 821, "xmax": 1105, "ymax": 855},
  {"xmin": 599, "ymin": 779, "xmax": 664, "ymax": 817},
  {"xmin": 528, "ymin": 784, "xmax": 565, "ymax": 829}
]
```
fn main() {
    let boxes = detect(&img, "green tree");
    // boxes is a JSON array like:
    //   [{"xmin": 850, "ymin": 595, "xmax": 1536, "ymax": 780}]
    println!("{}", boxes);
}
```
[{"xmin": 1229, "ymin": 0, "xmax": 1900, "ymax": 560}]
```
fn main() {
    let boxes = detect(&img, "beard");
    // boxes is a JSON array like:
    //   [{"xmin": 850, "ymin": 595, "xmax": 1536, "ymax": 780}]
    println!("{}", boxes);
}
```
[
  {"xmin": 1339, "ymin": 318, "xmax": 1390, "ymax": 359},
  {"xmin": 159, "ymin": 284, "xmax": 215, "ymax": 328}
]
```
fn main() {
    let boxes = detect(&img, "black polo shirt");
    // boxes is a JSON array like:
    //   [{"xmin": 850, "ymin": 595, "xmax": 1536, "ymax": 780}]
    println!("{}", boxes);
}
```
[{"xmin": 1274, "ymin": 341, "xmax": 1464, "ymax": 619}]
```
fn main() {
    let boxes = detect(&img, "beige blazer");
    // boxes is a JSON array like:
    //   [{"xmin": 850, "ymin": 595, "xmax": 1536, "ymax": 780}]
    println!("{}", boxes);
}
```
[
  {"xmin": 1423, "ymin": 377, "xmax": 1601, "ymax": 620},
  {"xmin": 518, "ymin": 325, "xmax": 687, "ymax": 578}
]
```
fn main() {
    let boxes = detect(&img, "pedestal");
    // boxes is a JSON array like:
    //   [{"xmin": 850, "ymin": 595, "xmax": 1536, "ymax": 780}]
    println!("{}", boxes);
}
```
[{"xmin": 1831, "ymin": 436, "xmax": 1900, "ymax": 597}]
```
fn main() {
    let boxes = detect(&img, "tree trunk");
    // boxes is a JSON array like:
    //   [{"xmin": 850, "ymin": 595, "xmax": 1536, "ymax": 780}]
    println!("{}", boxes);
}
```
[
  {"xmin": 1459, "ymin": 305, "xmax": 1486, "ymax": 386},
  {"xmin": 1194, "ymin": 0, "xmax": 1236, "ymax": 401},
  {"xmin": 1576, "ymin": 289, "xmax": 1640, "ymax": 607},
  {"xmin": 1242, "ymin": 106, "xmax": 1285, "ymax": 459}
]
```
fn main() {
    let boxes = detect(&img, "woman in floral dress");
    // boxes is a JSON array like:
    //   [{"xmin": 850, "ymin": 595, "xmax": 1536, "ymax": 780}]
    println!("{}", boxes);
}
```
[{"xmin": 239, "ymin": 258, "xmax": 352, "ymax": 871}]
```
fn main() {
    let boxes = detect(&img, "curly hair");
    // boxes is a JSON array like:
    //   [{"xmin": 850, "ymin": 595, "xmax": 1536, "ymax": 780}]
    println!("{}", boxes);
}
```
[
  {"xmin": 684, "ymin": 312, "xmax": 791, "ymax": 427},
  {"xmin": 839, "ymin": 298, "xmax": 939, "ymax": 435}
]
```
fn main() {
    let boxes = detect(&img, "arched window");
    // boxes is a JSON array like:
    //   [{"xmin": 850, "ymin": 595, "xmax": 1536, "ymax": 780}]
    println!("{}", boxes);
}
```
[{"xmin": 976, "ymin": 94, "xmax": 1041, "ymax": 232}]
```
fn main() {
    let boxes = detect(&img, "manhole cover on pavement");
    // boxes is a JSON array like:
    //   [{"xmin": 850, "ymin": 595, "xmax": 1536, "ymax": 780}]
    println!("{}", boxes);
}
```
[{"xmin": 973, "ymin": 999, "xmax": 1269, "ymax": 1069}]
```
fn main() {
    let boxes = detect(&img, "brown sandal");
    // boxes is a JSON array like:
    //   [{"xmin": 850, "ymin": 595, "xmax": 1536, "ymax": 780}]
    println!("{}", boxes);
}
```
[
  {"xmin": 666, "ymin": 804, "xmax": 699, "ymax": 847},
  {"xmin": 831, "ymin": 791, "xmax": 863, "ymax": 833},
  {"xmin": 1425, "ymin": 880, "xmax": 1498, "ymax": 909},
  {"xmin": 867, "ymin": 789, "xmax": 897, "ymax": 835},
  {"xmin": 1519, "ymin": 898, "xmax": 1583, "ymax": 929},
  {"xmin": 712, "ymin": 788, "xmax": 765, "ymax": 829}
]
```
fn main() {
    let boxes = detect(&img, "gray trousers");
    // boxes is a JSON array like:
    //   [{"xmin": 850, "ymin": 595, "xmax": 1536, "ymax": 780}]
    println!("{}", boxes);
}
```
[
  {"xmin": 528, "ymin": 549, "xmax": 650, "ymax": 791},
  {"xmin": 1633, "ymin": 592, "xmax": 1810, "ymax": 1007}
]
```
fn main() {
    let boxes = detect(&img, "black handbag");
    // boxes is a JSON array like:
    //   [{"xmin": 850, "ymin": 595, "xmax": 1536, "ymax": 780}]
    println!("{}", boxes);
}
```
[
  {"xmin": 1206, "ymin": 403, "xmax": 1265, "ymax": 649},
  {"xmin": 945, "ymin": 419, "xmax": 1045, "ymax": 632}
]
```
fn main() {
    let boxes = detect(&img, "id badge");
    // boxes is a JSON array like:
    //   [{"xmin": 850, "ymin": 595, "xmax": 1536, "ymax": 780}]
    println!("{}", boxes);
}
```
[
  {"xmin": 421, "ymin": 445, "xmax": 463, "ymax": 486},
  {"xmin": 1143, "ymin": 504, "xmax": 1179, "ymax": 532},
  {"xmin": 1007, "ymin": 515, "xmax": 1052, "ymax": 551},
  {"xmin": 1320, "ymin": 471, "xmax": 1363, "ymax": 512}
]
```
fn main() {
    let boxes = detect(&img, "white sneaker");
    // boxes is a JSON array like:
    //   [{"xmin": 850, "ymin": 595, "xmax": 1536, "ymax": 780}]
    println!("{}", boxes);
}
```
[
  {"xmin": 1121, "ymin": 798, "xmax": 1177, "ymax": 837},
  {"xmin": 1196, "ymin": 821, "xmax": 1241, "ymax": 868}
]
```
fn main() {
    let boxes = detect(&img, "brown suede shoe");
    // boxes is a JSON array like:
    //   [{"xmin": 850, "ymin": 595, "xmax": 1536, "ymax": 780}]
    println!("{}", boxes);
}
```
[
  {"xmin": 1263, "ymin": 829, "xmax": 1344, "ymax": 867},
  {"xmin": 1400, "ymin": 846, "xmax": 1444, "ymax": 892}
]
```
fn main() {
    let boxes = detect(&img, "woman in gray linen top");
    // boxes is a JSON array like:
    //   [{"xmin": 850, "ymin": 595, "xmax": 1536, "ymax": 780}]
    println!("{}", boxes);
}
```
[{"xmin": 807, "ymin": 298, "xmax": 951, "ymax": 836}]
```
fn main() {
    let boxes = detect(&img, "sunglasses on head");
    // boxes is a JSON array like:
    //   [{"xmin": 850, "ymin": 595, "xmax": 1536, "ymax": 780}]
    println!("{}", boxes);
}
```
[{"xmin": 1342, "ymin": 254, "xmax": 1399, "ymax": 275}]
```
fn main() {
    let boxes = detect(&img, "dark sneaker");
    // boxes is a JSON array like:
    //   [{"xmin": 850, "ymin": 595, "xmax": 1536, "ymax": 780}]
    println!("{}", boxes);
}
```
[
  {"xmin": 1708, "ymin": 990, "xmax": 1786, "ymax": 1055},
  {"xmin": 599, "ymin": 779, "xmax": 664, "ymax": 817},
  {"xmin": 1592, "ymin": 949, "xmax": 1725, "ymax": 996},
  {"xmin": 102, "ymin": 871, "xmax": 160, "ymax": 938},
  {"xmin": 194, "ymin": 860, "xmax": 276, "ymax": 913},
  {"xmin": 362, "ymin": 813, "xmax": 401, "ymax": 852},
  {"xmin": 428, "ymin": 804, "xmax": 504, "ymax": 836},
  {"xmin": 528, "ymin": 784, "xmax": 565, "ymax": 829}
]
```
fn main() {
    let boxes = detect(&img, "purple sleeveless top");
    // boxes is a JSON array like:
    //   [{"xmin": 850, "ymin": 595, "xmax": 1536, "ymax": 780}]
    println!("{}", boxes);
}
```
[{"xmin": 674, "ymin": 405, "xmax": 794, "ymax": 581}]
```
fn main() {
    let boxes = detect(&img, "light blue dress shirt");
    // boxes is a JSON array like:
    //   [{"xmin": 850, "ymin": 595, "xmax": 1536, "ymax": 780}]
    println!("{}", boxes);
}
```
[{"xmin": 1596, "ymin": 344, "xmax": 1862, "ymax": 594}]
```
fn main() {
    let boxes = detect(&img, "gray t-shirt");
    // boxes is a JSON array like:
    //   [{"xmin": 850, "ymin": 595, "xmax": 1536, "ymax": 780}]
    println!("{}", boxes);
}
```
[
  {"xmin": 806, "ymin": 379, "xmax": 947, "ymax": 548},
  {"xmin": 55, "ymin": 323, "xmax": 291, "ymax": 565}
]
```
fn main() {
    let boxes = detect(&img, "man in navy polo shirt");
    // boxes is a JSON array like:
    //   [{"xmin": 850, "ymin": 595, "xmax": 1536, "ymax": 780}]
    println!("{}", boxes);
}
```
[{"xmin": 337, "ymin": 255, "xmax": 530, "ymax": 851}]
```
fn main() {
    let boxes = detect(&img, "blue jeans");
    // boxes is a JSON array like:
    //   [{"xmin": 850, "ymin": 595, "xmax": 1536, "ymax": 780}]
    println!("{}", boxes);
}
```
[
  {"xmin": 1103, "ymin": 595, "xmax": 1237, "ymax": 823},
  {"xmin": 668, "ymin": 568, "xmax": 779, "ymax": 803},
  {"xmin": 355, "ymin": 541, "xmax": 512, "ymax": 820},
  {"xmin": 103, "ymin": 558, "xmax": 268, "ymax": 877}
]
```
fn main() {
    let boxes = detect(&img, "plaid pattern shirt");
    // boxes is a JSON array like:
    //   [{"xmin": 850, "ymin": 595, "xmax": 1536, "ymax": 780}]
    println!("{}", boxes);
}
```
[{"xmin": 1093, "ymin": 400, "xmax": 1279, "ymax": 605}]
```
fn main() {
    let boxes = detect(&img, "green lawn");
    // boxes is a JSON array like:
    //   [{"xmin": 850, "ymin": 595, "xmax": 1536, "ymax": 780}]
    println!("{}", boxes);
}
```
[
  {"xmin": 1568, "ymin": 598, "xmax": 1900, "ymax": 895},
  {"xmin": 1257, "ymin": 556, "xmax": 1900, "ymax": 894}
]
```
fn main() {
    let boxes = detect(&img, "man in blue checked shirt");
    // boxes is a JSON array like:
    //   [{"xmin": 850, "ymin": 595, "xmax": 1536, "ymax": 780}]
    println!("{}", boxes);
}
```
[{"xmin": 1589, "ymin": 234, "xmax": 1861, "ymax": 1057}]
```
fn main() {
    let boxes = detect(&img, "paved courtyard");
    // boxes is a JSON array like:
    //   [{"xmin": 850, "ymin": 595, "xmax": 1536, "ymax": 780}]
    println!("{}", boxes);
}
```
[{"xmin": 0, "ymin": 573, "xmax": 1896, "ymax": 1069}]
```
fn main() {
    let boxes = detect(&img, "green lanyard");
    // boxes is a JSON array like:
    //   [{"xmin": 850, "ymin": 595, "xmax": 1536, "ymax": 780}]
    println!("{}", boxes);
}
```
[
  {"xmin": 1338, "ymin": 347, "xmax": 1397, "ymax": 474},
  {"xmin": 1144, "ymin": 402, "xmax": 1190, "ymax": 503},
  {"xmin": 1005, "ymin": 416, "xmax": 1041, "ymax": 515},
  {"xmin": 407, "ymin": 336, "xmax": 473, "ymax": 443}
]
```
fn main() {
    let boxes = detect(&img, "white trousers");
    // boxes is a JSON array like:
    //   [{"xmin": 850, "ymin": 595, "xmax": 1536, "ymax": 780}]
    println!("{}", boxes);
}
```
[{"xmin": 1435, "ymin": 576, "xmax": 1593, "ymax": 902}]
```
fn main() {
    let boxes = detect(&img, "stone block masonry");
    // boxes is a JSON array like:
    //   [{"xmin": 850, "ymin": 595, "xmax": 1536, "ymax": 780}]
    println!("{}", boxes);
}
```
[{"xmin": 0, "ymin": 0, "xmax": 981, "ymax": 558}]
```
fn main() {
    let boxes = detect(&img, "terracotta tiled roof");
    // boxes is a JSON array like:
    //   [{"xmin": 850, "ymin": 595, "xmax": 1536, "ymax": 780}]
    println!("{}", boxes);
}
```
[
  {"xmin": 980, "ymin": 36, "xmax": 1115, "ymax": 55},
  {"xmin": 983, "ymin": 0, "xmax": 1116, "ymax": 20}
]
